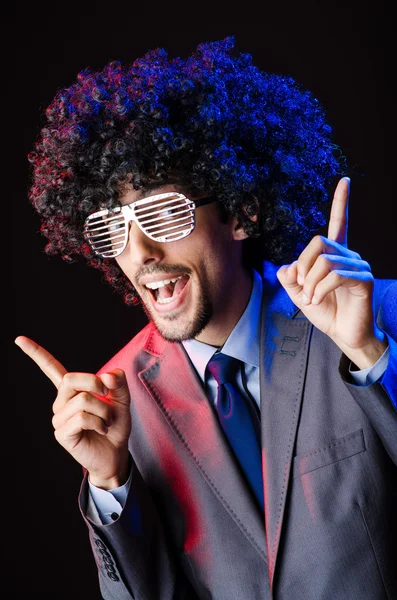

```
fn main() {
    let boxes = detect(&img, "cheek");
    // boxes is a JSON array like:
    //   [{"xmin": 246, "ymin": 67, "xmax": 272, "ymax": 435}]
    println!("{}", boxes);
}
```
[
  {"xmin": 115, "ymin": 256, "xmax": 129, "ymax": 275},
  {"xmin": 114, "ymin": 257, "xmax": 139, "ymax": 287}
]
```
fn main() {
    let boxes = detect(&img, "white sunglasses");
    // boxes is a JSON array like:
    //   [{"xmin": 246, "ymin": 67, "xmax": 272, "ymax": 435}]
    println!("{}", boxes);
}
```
[{"xmin": 83, "ymin": 191, "xmax": 216, "ymax": 258}]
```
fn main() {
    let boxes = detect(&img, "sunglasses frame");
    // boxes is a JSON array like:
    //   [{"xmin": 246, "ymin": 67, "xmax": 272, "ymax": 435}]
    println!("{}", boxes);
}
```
[{"xmin": 83, "ymin": 191, "xmax": 216, "ymax": 259}]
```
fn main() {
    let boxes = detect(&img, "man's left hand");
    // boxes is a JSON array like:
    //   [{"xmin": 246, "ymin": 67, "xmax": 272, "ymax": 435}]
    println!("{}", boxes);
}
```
[{"xmin": 277, "ymin": 177, "xmax": 388, "ymax": 370}]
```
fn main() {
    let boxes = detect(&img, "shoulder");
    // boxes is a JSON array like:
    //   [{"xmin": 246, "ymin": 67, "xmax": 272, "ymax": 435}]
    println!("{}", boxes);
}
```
[
  {"xmin": 96, "ymin": 321, "xmax": 157, "ymax": 376},
  {"xmin": 373, "ymin": 278, "xmax": 396, "ymax": 306}
]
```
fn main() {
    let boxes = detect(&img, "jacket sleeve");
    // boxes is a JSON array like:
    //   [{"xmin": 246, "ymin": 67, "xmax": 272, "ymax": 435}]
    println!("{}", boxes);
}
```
[
  {"xmin": 78, "ymin": 459, "xmax": 199, "ymax": 600},
  {"xmin": 339, "ymin": 280, "xmax": 397, "ymax": 464}
]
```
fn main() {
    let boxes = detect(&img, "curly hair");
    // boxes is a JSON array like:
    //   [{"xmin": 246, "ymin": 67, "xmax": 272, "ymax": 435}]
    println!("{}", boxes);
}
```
[{"xmin": 28, "ymin": 36, "xmax": 344, "ymax": 306}]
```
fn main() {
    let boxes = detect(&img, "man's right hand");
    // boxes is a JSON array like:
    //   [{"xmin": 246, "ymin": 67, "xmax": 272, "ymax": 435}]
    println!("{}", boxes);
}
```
[{"xmin": 15, "ymin": 336, "xmax": 132, "ymax": 490}]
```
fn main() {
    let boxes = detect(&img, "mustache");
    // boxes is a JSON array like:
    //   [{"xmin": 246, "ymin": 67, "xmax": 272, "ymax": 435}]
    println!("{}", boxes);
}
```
[{"xmin": 135, "ymin": 263, "xmax": 192, "ymax": 282}]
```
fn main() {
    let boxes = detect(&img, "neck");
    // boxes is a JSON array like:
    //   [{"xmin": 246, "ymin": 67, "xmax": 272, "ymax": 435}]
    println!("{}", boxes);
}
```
[{"xmin": 195, "ymin": 267, "xmax": 253, "ymax": 347}]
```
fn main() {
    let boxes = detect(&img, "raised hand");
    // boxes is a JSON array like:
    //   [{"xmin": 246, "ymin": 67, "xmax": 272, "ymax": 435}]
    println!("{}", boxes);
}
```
[
  {"xmin": 14, "ymin": 335, "xmax": 132, "ymax": 489},
  {"xmin": 277, "ymin": 177, "xmax": 388, "ymax": 369}
]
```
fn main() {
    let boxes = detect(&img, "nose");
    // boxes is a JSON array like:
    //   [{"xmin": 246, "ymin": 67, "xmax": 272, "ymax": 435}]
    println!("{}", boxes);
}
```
[{"xmin": 122, "ymin": 221, "xmax": 165, "ymax": 266}]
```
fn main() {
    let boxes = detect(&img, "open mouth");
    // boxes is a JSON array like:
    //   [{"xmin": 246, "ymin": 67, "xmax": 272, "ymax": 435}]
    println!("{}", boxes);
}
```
[{"xmin": 145, "ymin": 274, "xmax": 190, "ymax": 306}]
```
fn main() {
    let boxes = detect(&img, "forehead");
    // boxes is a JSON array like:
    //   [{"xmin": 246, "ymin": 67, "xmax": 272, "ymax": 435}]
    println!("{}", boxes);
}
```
[{"xmin": 119, "ymin": 182, "xmax": 187, "ymax": 206}]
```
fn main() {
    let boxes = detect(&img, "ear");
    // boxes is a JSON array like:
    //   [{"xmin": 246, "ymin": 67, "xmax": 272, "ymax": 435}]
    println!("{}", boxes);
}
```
[
  {"xmin": 231, "ymin": 202, "xmax": 259, "ymax": 241},
  {"xmin": 232, "ymin": 217, "xmax": 251, "ymax": 241}
]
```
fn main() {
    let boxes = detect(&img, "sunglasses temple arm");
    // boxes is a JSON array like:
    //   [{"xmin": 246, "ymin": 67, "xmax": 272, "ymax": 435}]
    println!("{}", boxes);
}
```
[{"xmin": 196, "ymin": 196, "xmax": 218, "ymax": 208}]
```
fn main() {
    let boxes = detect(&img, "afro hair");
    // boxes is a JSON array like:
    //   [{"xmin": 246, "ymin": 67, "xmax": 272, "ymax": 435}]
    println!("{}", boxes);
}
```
[{"xmin": 28, "ymin": 36, "xmax": 344, "ymax": 305}]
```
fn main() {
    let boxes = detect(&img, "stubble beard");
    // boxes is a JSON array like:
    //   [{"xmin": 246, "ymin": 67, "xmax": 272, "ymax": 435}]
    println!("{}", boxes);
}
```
[{"xmin": 140, "ymin": 280, "xmax": 214, "ymax": 342}]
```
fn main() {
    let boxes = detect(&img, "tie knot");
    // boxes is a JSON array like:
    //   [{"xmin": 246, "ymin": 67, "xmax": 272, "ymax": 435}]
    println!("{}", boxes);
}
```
[{"xmin": 207, "ymin": 352, "xmax": 240, "ymax": 385}]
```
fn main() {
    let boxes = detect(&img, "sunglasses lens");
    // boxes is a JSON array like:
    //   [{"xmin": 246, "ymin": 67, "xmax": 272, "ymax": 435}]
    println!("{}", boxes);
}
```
[
  {"xmin": 135, "ymin": 194, "xmax": 194, "ymax": 242},
  {"xmin": 83, "ymin": 193, "xmax": 197, "ymax": 258},
  {"xmin": 83, "ymin": 209, "xmax": 127, "ymax": 258}
]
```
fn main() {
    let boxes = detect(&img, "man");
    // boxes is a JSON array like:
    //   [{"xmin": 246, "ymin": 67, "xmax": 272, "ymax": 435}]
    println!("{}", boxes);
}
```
[{"xmin": 15, "ymin": 37, "xmax": 397, "ymax": 599}]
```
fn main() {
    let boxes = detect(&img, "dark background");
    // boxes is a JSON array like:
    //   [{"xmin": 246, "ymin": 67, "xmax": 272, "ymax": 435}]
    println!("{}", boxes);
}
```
[{"xmin": 8, "ymin": 4, "xmax": 395, "ymax": 599}]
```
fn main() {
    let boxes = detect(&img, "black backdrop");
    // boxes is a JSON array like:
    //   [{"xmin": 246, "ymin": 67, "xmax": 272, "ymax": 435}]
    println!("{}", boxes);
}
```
[{"xmin": 8, "ymin": 4, "xmax": 395, "ymax": 599}]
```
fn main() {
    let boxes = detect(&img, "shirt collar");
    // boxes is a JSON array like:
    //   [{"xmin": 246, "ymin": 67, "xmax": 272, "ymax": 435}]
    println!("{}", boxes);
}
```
[{"xmin": 182, "ymin": 269, "xmax": 262, "ymax": 380}]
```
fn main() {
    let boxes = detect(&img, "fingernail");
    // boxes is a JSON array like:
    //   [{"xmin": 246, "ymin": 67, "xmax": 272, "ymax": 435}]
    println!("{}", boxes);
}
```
[
  {"xmin": 297, "ymin": 274, "xmax": 304, "ymax": 286},
  {"xmin": 302, "ymin": 293, "xmax": 310, "ymax": 305}
]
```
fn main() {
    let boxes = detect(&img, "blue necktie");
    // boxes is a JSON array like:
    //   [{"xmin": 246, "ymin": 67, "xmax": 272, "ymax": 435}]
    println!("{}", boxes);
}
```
[{"xmin": 206, "ymin": 353, "xmax": 264, "ymax": 512}]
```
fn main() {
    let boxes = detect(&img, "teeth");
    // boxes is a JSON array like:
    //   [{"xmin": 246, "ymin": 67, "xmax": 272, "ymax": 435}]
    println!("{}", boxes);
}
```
[
  {"xmin": 144, "ymin": 276, "xmax": 183, "ymax": 290},
  {"xmin": 157, "ymin": 296, "xmax": 176, "ymax": 304}
]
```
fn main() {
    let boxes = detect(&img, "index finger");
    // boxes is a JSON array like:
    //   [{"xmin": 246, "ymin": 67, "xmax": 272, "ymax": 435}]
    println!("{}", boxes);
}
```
[
  {"xmin": 327, "ymin": 177, "xmax": 350, "ymax": 246},
  {"xmin": 14, "ymin": 335, "xmax": 68, "ymax": 389}
]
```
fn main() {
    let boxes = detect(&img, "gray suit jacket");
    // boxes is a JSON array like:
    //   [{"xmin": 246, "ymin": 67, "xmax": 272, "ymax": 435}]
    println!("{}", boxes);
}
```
[{"xmin": 79, "ymin": 261, "xmax": 397, "ymax": 600}]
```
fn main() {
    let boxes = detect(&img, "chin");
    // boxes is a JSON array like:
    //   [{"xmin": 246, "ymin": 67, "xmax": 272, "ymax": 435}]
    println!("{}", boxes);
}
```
[
  {"xmin": 153, "ymin": 318, "xmax": 199, "ymax": 343},
  {"xmin": 153, "ymin": 306, "xmax": 213, "ymax": 342}
]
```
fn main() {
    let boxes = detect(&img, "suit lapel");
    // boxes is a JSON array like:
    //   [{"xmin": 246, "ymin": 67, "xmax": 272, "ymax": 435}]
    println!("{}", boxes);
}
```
[
  {"xmin": 138, "ymin": 327, "xmax": 268, "ymax": 563},
  {"xmin": 259, "ymin": 261, "xmax": 312, "ymax": 585}
]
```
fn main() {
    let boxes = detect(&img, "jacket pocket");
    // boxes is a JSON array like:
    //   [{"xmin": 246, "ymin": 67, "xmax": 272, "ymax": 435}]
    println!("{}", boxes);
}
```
[{"xmin": 293, "ymin": 428, "xmax": 366, "ymax": 478}]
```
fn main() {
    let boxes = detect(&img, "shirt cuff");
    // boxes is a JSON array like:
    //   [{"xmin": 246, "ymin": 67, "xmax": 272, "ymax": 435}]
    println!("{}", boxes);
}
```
[
  {"xmin": 87, "ymin": 468, "xmax": 132, "ymax": 525},
  {"xmin": 349, "ymin": 343, "xmax": 390, "ymax": 386}
]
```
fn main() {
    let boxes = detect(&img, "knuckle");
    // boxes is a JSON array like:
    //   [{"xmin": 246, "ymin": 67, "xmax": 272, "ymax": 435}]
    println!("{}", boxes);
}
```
[
  {"xmin": 318, "ymin": 254, "xmax": 331, "ymax": 267},
  {"xmin": 79, "ymin": 391, "xmax": 92, "ymax": 405},
  {"xmin": 62, "ymin": 372, "xmax": 74, "ymax": 387},
  {"xmin": 331, "ymin": 270, "xmax": 342, "ymax": 281},
  {"xmin": 76, "ymin": 410, "xmax": 88, "ymax": 425}
]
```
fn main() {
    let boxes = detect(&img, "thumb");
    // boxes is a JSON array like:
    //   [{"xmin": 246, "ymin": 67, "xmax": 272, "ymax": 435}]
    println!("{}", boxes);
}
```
[
  {"xmin": 276, "ymin": 261, "xmax": 302, "ymax": 298},
  {"xmin": 99, "ymin": 369, "xmax": 131, "ymax": 406}
]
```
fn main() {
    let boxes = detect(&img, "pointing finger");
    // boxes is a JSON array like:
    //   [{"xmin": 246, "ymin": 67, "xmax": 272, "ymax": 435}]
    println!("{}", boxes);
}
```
[
  {"xmin": 327, "ymin": 177, "xmax": 350, "ymax": 247},
  {"xmin": 14, "ymin": 335, "xmax": 68, "ymax": 389}
]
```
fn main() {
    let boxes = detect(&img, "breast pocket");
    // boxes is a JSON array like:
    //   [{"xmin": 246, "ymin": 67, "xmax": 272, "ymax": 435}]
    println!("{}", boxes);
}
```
[{"xmin": 293, "ymin": 428, "xmax": 366, "ymax": 478}]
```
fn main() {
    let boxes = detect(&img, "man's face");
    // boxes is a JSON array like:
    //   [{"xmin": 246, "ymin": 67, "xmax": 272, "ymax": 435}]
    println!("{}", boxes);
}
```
[{"xmin": 115, "ymin": 184, "xmax": 252, "ymax": 345}]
